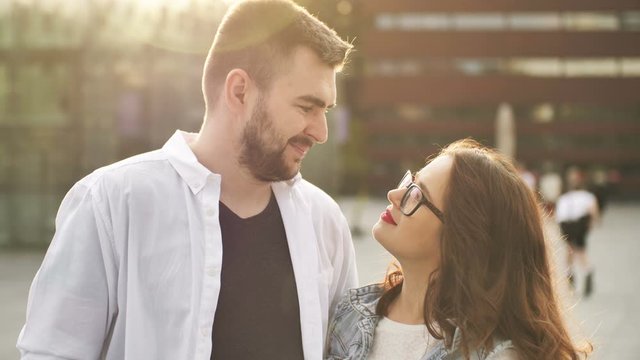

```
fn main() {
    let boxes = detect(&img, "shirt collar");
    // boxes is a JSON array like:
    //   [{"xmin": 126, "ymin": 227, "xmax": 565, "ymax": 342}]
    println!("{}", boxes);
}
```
[
  {"xmin": 162, "ymin": 130, "xmax": 214, "ymax": 195},
  {"xmin": 277, "ymin": 172, "xmax": 303, "ymax": 187},
  {"xmin": 162, "ymin": 130, "xmax": 303, "ymax": 194}
]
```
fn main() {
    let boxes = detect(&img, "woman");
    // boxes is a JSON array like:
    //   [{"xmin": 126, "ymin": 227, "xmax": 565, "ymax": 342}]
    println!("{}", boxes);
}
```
[{"xmin": 326, "ymin": 139, "xmax": 590, "ymax": 360}]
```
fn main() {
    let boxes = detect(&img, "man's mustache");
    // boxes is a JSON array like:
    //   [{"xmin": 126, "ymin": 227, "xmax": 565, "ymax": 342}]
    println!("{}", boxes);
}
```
[{"xmin": 288, "ymin": 135, "xmax": 314, "ymax": 148}]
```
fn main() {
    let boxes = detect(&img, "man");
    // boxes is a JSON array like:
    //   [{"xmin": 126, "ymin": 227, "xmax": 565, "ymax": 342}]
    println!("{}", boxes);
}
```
[{"xmin": 17, "ymin": 1, "xmax": 358, "ymax": 359}]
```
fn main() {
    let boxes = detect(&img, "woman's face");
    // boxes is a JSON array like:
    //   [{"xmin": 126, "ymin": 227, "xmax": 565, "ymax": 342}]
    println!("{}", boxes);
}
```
[{"xmin": 373, "ymin": 155, "xmax": 453, "ymax": 265}]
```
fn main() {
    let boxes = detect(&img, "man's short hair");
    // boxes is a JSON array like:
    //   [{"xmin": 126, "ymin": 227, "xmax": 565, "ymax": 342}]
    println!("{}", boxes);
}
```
[{"xmin": 202, "ymin": 0, "xmax": 353, "ymax": 106}]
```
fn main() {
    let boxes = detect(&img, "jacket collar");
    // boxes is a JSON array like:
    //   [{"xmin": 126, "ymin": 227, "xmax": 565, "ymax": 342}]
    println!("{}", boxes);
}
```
[{"xmin": 348, "ymin": 284, "xmax": 385, "ymax": 319}]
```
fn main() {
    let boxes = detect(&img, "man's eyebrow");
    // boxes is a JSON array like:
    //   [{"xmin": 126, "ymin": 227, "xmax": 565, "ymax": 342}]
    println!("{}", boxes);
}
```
[{"xmin": 296, "ymin": 95, "xmax": 336, "ymax": 109}]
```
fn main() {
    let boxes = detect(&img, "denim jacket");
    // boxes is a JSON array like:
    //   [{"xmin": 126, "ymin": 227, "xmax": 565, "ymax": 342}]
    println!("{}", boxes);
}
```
[{"xmin": 325, "ymin": 284, "xmax": 516, "ymax": 360}]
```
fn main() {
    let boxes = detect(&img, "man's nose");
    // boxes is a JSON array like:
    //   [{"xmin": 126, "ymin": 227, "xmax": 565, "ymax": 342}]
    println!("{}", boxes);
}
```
[{"xmin": 305, "ymin": 113, "xmax": 328, "ymax": 144}]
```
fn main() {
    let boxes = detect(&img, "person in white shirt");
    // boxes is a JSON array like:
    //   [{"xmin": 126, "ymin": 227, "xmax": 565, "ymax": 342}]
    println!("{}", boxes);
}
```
[
  {"xmin": 17, "ymin": 1, "xmax": 358, "ymax": 359},
  {"xmin": 556, "ymin": 167, "xmax": 600, "ymax": 297}
]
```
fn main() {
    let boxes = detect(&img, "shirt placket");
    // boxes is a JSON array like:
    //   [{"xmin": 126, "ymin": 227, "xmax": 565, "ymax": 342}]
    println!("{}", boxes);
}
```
[{"xmin": 195, "ymin": 174, "xmax": 223, "ymax": 359}]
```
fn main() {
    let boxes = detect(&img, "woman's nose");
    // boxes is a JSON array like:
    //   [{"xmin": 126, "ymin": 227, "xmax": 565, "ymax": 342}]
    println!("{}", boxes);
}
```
[{"xmin": 387, "ymin": 187, "xmax": 404, "ymax": 207}]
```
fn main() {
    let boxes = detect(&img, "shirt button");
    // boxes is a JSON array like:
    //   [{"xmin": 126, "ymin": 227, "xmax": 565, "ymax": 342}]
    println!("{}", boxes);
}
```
[
  {"xmin": 206, "ymin": 208, "xmax": 215, "ymax": 217},
  {"xmin": 201, "ymin": 327, "xmax": 209, "ymax": 336},
  {"xmin": 206, "ymin": 266, "xmax": 218, "ymax": 277}
]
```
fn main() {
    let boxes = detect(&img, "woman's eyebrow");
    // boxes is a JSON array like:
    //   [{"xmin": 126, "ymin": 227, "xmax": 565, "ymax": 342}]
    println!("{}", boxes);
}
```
[{"xmin": 414, "ymin": 173, "xmax": 434, "ymax": 200}]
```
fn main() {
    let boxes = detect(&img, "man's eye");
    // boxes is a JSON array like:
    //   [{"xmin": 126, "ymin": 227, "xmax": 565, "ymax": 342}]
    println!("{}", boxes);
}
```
[{"xmin": 299, "ymin": 105, "xmax": 312, "ymax": 113}]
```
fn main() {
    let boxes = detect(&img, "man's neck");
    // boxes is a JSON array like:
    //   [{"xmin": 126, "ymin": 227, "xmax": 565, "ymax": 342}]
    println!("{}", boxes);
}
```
[
  {"xmin": 190, "ymin": 120, "xmax": 273, "ymax": 219},
  {"xmin": 219, "ymin": 167, "xmax": 273, "ymax": 219}
]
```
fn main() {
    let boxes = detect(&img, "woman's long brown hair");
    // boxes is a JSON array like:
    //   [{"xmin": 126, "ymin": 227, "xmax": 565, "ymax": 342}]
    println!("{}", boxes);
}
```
[{"xmin": 376, "ymin": 139, "xmax": 591, "ymax": 359}]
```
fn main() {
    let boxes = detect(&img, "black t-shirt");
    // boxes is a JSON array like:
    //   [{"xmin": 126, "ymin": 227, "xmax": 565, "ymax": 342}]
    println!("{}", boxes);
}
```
[{"xmin": 211, "ymin": 193, "xmax": 304, "ymax": 360}]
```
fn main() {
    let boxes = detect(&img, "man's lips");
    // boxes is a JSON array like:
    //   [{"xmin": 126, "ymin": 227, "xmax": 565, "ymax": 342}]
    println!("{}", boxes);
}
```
[
  {"xmin": 289, "ymin": 142, "xmax": 310, "ymax": 156},
  {"xmin": 289, "ymin": 136, "xmax": 314, "ymax": 157},
  {"xmin": 380, "ymin": 208, "xmax": 397, "ymax": 225}
]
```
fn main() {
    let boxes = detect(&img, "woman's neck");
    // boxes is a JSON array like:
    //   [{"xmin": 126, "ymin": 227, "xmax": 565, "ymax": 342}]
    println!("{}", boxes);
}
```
[{"xmin": 386, "ymin": 262, "xmax": 437, "ymax": 325}]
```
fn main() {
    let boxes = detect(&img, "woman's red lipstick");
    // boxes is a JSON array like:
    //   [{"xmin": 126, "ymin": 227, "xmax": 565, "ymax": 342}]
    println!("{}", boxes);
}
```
[{"xmin": 380, "ymin": 209, "xmax": 397, "ymax": 225}]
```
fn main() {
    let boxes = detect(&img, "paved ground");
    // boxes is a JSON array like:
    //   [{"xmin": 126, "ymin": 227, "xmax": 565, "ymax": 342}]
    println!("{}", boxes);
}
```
[{"xmin": 1, "ymin": 200, "xmax": 638, "ymax": 359}]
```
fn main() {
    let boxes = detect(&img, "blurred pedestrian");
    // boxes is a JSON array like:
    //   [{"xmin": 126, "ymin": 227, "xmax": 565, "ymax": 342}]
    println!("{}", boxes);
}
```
[
  {"xmin": 556, "ymin": 166, "xmax": 600, "ymax": 297},
  {"xmin": 326, "ymin": 140, "xmax": 591, "ymax": 360},
  {"xmin": 538, "ymin": 162, "xmax": 563, "ymax": 214},
  {"xmin": 17, "ymin": 1, "xmax": 357, "ymax": 359}
]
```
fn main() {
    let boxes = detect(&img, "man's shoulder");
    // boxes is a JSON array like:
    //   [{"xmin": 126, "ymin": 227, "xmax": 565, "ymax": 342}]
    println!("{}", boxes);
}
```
[
  {"xmin": 295, "ymin": 179, "xmax": 342, "ymax": 212},
  {"xmin": 77, "ymin": 149, "xmax": 171, "ymax": 191}
]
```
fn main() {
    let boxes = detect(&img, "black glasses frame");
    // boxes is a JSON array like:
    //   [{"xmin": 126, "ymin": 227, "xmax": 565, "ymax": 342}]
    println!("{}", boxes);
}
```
[{"xmin": 398, "ymin": 170, "xmax": 445, "ymax": 223}]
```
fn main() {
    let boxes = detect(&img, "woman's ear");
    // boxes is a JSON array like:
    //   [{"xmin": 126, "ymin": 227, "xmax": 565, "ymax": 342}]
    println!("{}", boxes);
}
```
[{"xmin": 223, "ymin": 69, "xmax": 251, "ymax": 113}]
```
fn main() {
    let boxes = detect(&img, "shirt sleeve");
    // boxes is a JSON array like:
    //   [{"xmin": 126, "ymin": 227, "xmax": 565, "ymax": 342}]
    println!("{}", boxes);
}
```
[{"xmin": 16, "ymin": 180, "xmax": 118, "ymax": 360}]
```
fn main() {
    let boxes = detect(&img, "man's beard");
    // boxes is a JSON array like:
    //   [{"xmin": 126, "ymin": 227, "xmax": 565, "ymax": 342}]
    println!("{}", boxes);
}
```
[{"xmin": 239, "ymin": 98, "xmax": 312, "ymax": 182}]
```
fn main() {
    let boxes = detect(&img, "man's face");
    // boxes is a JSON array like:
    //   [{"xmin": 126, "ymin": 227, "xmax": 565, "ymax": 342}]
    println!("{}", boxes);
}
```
[
  {"xmin": 239, "ymin": 96, "xmax": 308, "ymax": 181},
  {"xmin": 239, "ymin": 46, "xmax": 337, "ymax": 182}
]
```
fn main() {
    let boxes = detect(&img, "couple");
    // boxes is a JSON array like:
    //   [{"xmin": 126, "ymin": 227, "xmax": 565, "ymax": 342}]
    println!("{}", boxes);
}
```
[{"xmin": 17, "ymin": 1, "xmax": 589, "ymax": 359}]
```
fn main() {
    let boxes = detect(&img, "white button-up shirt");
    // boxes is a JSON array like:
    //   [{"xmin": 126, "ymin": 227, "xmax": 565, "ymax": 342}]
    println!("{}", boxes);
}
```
[{"xmin": 17, "ymin": 131, "xmax": 358, "ymax": 360}]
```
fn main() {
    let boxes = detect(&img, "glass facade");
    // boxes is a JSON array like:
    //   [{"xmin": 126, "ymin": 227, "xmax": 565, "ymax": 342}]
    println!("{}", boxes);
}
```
[
  {"xmin": 353, "ymin": 4, "xmax": 640, "ymax": 197},
  {"xmin": 374, "ymin": 11, "xmax": 640, "ymax": 31},
  {"xmin": 1, "ymin": 1, "xmax": 639, "ymax": 246},
  {"xmin": 0, "ymin": 0, "xmax": 346, "ymax": 246},
  {"xmin": 0, "ymin": 1, "xmax": 226, "ymax": 247}
]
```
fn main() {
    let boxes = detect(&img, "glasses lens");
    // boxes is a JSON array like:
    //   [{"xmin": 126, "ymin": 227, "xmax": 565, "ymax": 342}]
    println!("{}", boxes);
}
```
[
  {"xmin": 400, "ymin": 186, "xmax": 422, "ymax": 215},
  {"xmin": 398, "ymin": 171, "xmax": 412, "ymax": 189}
]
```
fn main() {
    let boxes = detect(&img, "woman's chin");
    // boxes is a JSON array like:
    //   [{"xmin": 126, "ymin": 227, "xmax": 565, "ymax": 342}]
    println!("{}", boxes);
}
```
[
  {"xmin": 371, "ymin": 221, "xmax": 383, "ymax": 239},
  {"xmin": 372, "ymin": 222, "xmax": 390, "ymax": 246}
]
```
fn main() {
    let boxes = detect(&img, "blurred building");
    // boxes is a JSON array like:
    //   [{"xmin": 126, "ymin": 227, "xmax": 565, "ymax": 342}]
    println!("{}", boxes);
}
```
[
  {"xmin": 0, "ymin": 0, "xmax": 227, "ymax": 246},
  {"xmin": 0, "ymin": 0, "xmax": 351, "ymax": 247},
  {"xmin": 1, "ymin": 0, "xmax": 640, "ymax": 246},
  {"xmin": 340, "ymin": 0, "xmax": 640, "ymax": 197}
]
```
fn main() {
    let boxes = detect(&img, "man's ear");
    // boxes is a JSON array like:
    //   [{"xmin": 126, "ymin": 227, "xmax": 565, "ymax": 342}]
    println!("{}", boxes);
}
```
[{"xmin": 223, "ymin": 69, "xmax": 252, "ymax": 113}]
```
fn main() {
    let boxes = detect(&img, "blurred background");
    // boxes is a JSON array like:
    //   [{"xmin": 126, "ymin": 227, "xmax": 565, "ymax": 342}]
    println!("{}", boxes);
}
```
[{"xmin": 1, "ymin": 0, "xmax": 639, "ymax": 358}]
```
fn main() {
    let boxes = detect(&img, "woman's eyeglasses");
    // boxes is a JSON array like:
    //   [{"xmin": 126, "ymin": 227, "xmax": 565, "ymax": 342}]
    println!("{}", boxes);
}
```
[{"xmin": 397, "ymin": 170, "xmax": 445, "ymax": 223}]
